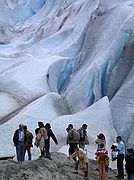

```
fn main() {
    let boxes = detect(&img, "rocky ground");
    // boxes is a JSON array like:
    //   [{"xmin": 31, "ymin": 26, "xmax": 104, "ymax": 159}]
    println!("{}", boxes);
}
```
[{"xmin": 0, "ymin": 152, "xmax": 125, "ymax": 180}]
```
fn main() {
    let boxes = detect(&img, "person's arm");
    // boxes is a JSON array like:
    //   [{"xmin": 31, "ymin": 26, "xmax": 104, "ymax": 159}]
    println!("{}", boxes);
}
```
[
  {"xmin": 95, "ymin": 138, "xmax": 99, "ymax": 144},
  {"xmin": 69, "ymin": 151, "xmax": 77, "ymax": 159},
  {"xmin": 13, "ymin": 130, "xmax": 18, "ymax": 146},
  {"xmin": 49, "ymin": 129, "xmax": 58, "ymax": 144}
]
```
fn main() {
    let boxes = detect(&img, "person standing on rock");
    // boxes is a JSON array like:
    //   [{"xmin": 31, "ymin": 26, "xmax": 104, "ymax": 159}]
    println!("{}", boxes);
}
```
[
  {"xmin": 68, "ymin": 146, "xmax": 89, "ymax": 179},
  {"xmin": 115, "ymin": 136, "xmax": 125, "ymax": 179},
  {"xmin": 79, "ymin": 124, "xmax": 89, "ymax": 150},
  {"xmin": 66, "ymin": 124, "xmax": 80, "ymax": 161},
  {"xmin": 24, "ymin": 125, "xmax": 33, "ymax": 160},
  {"xmin": 13, "ymin": 124, "xmax": 26, "ymax": 162},
  {"xmin": 44, "ymin": 123, "xmax": 58, "ymax": 160},
  {"xmin": 35, "ymin": 122, "xmax": 48, "ymax": 158}
]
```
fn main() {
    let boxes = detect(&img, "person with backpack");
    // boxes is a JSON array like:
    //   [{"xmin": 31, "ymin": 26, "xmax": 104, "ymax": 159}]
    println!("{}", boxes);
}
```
[
  {"xmin": 13, "ymin": 124, "xmax": 26, "ymax": 162},
  {"xmin": 116, "ymin": 136, "xmax": 125, "ymax": 179},
  {"xmin": 79, "ymin": 124, "xmax": 89, "ymax": 150},
  {"xmin": 24, "ymin": 125, "xmax": 33, "ymax": 160},
  {"xmin": 68, "ymin": 146, "xmax": 89, "ymax": 179},
  {"xmin": 125, "ymin": 148, "xmax": 134, "ymax": 180},
  {"xmin": 44, "ymin": 123, "xmax": 58, "ymax": 160},
  {"xmin": 95, "ymin": 143, "xmax": 109, "ymax": 180},
  {"xmin": 95, "ymin": 133, "xmax": 106, "ymax": 150},
  {"xmin": 66, "ymin": 124, "xmax": 80, "ymax": 161}
]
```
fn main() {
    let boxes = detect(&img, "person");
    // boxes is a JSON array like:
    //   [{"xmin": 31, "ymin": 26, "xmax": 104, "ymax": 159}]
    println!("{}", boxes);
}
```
[
  {"xmin": 79, "ymin": 124, "xmax": 89, "ymax": 150},
  {"xmin": 44, "ymin": 123, "xmax": 58, "ymax": 160},
  {"xmin": 66, "ymin": 124, "xmax": 79, "ymax": 161},
  {"xmin": 95, "ymin": 133, "xmax": 106, "ymax": 150},
  {"xmin": 95, "ymin": 143, "xmax": 109, "ymax": 173},
  {"xmin": 35, "ymin": 122, "xmax": 48, "ymax": 157},
  {"xmin": 116, "ymin": 136, "xmax": 125, "ymax": 179},
  {"xmin": 111, "ymin": 143, "xmax": 118, "ymax": 161},
  {"xmin": 125, "ymin": 148, "xmax": 134, "ymax": 180},
  {"xmin": 68, "ymin": 146, "xmax": 88, "ymax": 179},
  {"xmin": 13, "ymin": 124, "xmax": 26, "ymax": 162},
  {"xmin": 24, "ymin": 125, "xmax": 33, "ymax": 160}
]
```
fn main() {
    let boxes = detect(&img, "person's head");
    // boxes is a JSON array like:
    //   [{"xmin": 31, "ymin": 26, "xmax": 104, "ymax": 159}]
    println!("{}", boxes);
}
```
[
  {"xmin": 35, "ymin": 128, "xmax": 40, "ymax": 135},
  {"xmin": 116, "ymin": 136, "xmax": 122, "ymax": 143},
  {"xmin": 100, "ymin": 143, "xmax": 105, "ymax": 149},
  {"xmin": 45, "ymin": 123, "xmax": 51, "ymax": 129},
  {"xmin": 23, "ymin": 125, "xmax": 27, "ymax": 131},
  {"xmin": 127, "ymin": 148, "xmax": 134, "ymax": 154},
  {"xmin": 19, "ymin": 124, "xmax": 24, "ymax": 130},
  {"xmin": 38, "ymin": 122, "xmax": 44, "ymax": 128},
  {"xmin": 82, "ymin": 124, "xmax": 88, "ymax": 130},
  {"xmin": 97, "ymin": 133, "xmax": 105, "ymax": 140},
  {"xmin": 68, "ymin": 124, "xmax": 73, "ymax": 130}
]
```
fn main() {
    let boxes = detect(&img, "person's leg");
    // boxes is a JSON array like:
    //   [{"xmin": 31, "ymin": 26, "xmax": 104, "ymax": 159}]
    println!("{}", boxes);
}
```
[
  {"xmin": 45, "ymin": 139, "xmax": 52, "ymax": 160},
  {"xmin": 75, "ymin": 160, "xmax": 79, "ymax": 172},
  {"xmin": 69, "ymin": 143, "xmax": 77, "ymax": 161},
  {"xmin": 79, "ymin": 142, "xmax": 85, "ymax": 150},
  {"xmin": 20, "ymin": 142, "xmax": 25, "ymax": 161},
  {"xmin": 117, "ymin": 154, "xmax": 124, "ymax": 177},
  {"xmin": 16, "ymin": 142, "xmax": 21, "ymax": 162},
  {"xmin": 84, "ymin": 162, "xmax": 88, "ymax": 178},
  {"xmin": 27, "ymin": 148, "xmax": 31, "ymax": 160}
]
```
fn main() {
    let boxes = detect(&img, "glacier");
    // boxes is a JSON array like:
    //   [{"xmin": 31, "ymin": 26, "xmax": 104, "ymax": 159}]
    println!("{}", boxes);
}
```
[{"xmin": 0, "ymin": 0, "xmax": 134, "ymax": 159}]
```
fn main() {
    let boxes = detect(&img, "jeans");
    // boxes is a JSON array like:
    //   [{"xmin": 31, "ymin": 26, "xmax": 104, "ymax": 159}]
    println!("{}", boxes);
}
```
[
  {"xmin": 16, "ymin": 141, "xmax": 25, "ymax": 162},
  {"xmin": 117, "ymin": 154, "xmax": 124, "ymax": 177},
  {"xmin": 45, "ymin": 139, "xmax": 52, "ymax": 160},
  {"xmin": 25, "ymin": 148, "xmax": 31, "ymax": 160}
]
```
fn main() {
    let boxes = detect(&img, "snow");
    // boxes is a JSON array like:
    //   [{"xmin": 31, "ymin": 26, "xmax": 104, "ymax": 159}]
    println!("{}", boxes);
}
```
[{"xmin": 0, "ymin": 0, "xmax": 134, "ymax": 166}]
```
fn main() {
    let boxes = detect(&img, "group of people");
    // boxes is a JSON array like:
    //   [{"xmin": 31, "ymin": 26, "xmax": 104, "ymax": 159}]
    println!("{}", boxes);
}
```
[
  {"xmin": 13, "ymin": 123, "xmax": 134, "ymax": 180},
  {"xmin": 13, "ymin": 122, "xmax": 58, "ymax": 162},
  {"xmin": 95, "ymin": 133, "xmax": 134, "ymax": 180},
  {"xmin": 66, "ymin": 124, "xmax": 89, "ymax": 179}
]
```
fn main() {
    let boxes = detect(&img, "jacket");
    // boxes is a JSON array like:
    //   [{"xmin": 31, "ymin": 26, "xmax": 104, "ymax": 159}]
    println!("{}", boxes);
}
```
[
  {"xmin": 67, "ymin": 129, "xmax": 79, "ymax": 144},
  {"xmin": 25, "ymin": 130, "xmax": 33, "ymax": 149},
  {"xmin": 13, "ymin": 129, "xmax": 26, "ymax": 146},
  {"xmin": 95, "ymin": 138, "xmax": 106, "ymax": 150},
  {"xmin": 36, "ymin": 127, "xmax": 48, "ymax": 151}
]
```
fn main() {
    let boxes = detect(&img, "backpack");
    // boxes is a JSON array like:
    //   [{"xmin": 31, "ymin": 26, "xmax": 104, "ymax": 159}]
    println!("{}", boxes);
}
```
[{"xmin": 72, "ymin": 129, "xmax": 80, "ymax": 141}]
